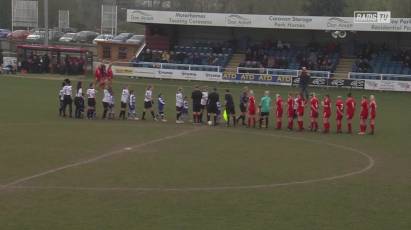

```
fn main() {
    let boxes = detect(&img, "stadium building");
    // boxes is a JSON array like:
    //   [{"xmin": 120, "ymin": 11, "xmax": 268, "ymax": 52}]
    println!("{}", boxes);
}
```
[{"xmin": 103, "ymin": 9, "xmax": 411, "ymax": 92}]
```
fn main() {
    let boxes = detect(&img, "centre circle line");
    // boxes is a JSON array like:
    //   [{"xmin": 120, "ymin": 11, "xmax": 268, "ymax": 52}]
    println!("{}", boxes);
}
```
[{"xmin": 3, "ymin": 128, "xmax": 375, "ymax": 193}]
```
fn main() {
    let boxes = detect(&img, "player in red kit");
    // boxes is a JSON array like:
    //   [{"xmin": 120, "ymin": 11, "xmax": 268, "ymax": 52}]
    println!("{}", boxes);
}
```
[
  {"xmin": 335, "ymin": 96, "xmax": 344, "ymax": 133},
  {"xmin": 358, "ymin": 95, "xmax": 369, "ymax": 135},
  {"xmin": 296, "ymin": 93, "xmax": 305, "ymax": 131},
  {"xmin": 345, "ymin": 93, "xmax": 356, "ymax": 134},
  {"xmin": 309, "ymin": 93, "xmax": 319, "ymax": 132},
  {"xmin": 94, "ymin": 64, "xmax": 103, "ymax": 88},
  {"xmin": 275, "ymin": 94, "xmax": 283, "ymax": 129},
  {"xmin": 322, "ymin": 94, "xmax": 331, "ymax": 133},
  {"xmin": 287, "ymin": 93, "xmax": 295, "ymax": 130},
  {"xmin": 369, "ymin": 95, "xmax": 377, "ymax": 135},
  {"xmin": 248, "ymin": 90, "xmax": 257, "ymax": 128},
  {"xmin": 107, "ymin": 64, "xmax": 114, "ymax": 86}
]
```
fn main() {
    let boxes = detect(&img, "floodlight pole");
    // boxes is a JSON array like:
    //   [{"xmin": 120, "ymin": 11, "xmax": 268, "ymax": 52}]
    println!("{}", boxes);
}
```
[
  {"xmin": 44, "ymin": 0, "xmax": 49, "ymax": 46},
  {"xmin": 11, "ymin": 0, "xmax": 14, "ymax": 31}
]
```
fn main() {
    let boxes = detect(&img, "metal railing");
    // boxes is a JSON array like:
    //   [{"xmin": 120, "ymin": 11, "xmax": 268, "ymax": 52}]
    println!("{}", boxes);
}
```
[
  {"xmin": 129, "ymin": 61, "xmax": 221, "ymax": 72},
  {"xmin": 126, "ymin": 61, "xmax": 331, "ymax": 78}
]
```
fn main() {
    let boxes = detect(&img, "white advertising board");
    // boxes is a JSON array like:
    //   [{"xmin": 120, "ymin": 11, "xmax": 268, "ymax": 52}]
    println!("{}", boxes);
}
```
[
  {"xmin": 112, "ymin": 66, "xmax": 223, "ymax": 82},
  {"xmin": 364, "ymin": 79, "xmax": 411, "ymax": 92},
  {"xmin": 127, "ymin": 10, "xmax": 411, "ymax": 32}
]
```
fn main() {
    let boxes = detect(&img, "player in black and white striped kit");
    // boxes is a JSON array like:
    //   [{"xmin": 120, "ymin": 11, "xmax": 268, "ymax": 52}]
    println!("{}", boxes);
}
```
[
  {"xmin": 128, "ymin": 90, "xmax": 138, "ymax": 120},
  {"xmin": 58, "ymin": 82, "xmax": 65, "ymax": 116},
  {"xmin": 176, "ymin": 87, "xmax": 184, "ymax": 124},
  {"xmin": 62, "ymin": 79, "xmax": 73, "ymax": 117},
  {"xmin": 200, "ymin": 86, "xmax": 209, "ymax": 123},
  {"xmin": 119, "ymin": 85, "xmax": 129, "ymax": 120},
  {"xmin": 74, "ymin": 81, "xmax": 84, "ymax": 119},
  {"xmin": 108, "ymin": 89, "xmax": 115, "ymax": 120},
  {"xmin": 86, "ymin": 83, "xmax": 97, "ymax": 119},
  {"xmin": 142, "ymin": 85, "xmax": 157, "ymax": 121},
  {"xmin": 102, "ymin": 86, "xmax": 111, "ymax": 119}
]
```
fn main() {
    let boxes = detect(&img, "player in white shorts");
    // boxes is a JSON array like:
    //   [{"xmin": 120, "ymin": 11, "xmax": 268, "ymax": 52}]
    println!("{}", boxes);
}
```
[
  {"xmin": 62, "ymin": 79, "xmax": 73, "ymax": 117},
  {"xmin": 200, "ymin": 86, "xmax": 209, "ymax": 123},
  {"xmin": 119, "ymin": 85, "xmax": 129, "ymax": 120},
  {"xmin": 142, "ymin": 85, "xmax": 157, "ymax": 121},
  {"xmin": 58, "ymin": 82, "xmax": 65, "ymax": 116},
  {"xmin": 176, "ymin": 87, "xmax": 184, "ymax": 124},
  {"xmin": 128, "ymin": 90, "xmax": 138, "ymax": 120},
  {"xmin": 86, "ymin": 83, "xmax": 97, "ymax": 119},
  {"xmin": 102, "ymin": 86, "xmax": 111, "ymax": 119}
]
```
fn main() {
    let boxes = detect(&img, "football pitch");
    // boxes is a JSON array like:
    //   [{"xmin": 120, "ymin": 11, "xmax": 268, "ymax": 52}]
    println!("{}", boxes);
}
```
[{"xmin": 0, "ymin": 74, "xmax": 410, "ymax": 230}]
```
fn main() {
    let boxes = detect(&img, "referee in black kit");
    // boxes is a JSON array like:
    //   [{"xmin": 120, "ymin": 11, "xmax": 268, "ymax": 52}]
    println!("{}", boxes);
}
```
[
  {"xmin": 191, "ymin": 85, "xmax": 203, "ymax": 124},
  {"xmin": 224, "ymin": 89, "xmax": 236, "ymax": 127},
  {"xmin": 207, "ymin": 88, "xmax": 220, "ymax": 126},
  {"xmin": 299, "ymin": 67, "xmax": 311, "ymax": 100}
]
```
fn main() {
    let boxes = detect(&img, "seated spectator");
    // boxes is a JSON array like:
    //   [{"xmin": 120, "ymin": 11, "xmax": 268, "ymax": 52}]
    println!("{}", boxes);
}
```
[
  {"xmin": 193, "ymin": 53, "xmax": 201, "ymax": 65},
  {"xmin": 277, "ymin": 40, "xmax": 284, "ymax": 49},
  {"xmin": 357, "ymin": 59, "xmax": 372, "ymax": 73},
  {"xmin": 261, "ymin": 55, "xmax": 268, "ymax": 67},
  {"xmin": 300, "ymin": 57, "xmax": 308, "ymax": 68},
  {"xmin": 169, "ymin": 51, "xmax": 176, "ymax": 63},
  {"xmin": 161, "ymin": 50, "xmax": 170, "ymax": 63},
  {"xmin": 403, "ymin": 55, "xmax": 411, "ymax": 68},
  {"xmin": 176, "ymin": 52, "xmax": 186, "ymax": 64},
  {"xmin": 152, "ymin": 50, "xmax": 162, "ymax": 62},
  {"xmin": 267, "ymin": 56, "xmax": 277, "ymax": 68},
  {"xmin": 307, "ymin": 60, "xmax": 316, "ymax": 70},
  {"xmin": 278, "ymin": 57, "xmax": 289, "ymax": 69},
  {"xmin": 143, "ymin": 49, "xmax": 153, "ymax": 62}
]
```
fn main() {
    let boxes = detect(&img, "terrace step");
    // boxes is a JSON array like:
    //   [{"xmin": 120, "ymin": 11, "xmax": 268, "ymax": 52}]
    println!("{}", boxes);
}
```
[
  {"xmin": 334, "ymin": 58, "xmax": 356, "ymax": 77},
  {"xmin": 226, "ymin": 53, "xmax": 245, "ymax": 70}
]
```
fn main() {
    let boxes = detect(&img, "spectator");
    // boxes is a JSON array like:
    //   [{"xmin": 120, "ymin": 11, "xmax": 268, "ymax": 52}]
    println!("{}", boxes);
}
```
[
  {"xmin": 161, "ymin": 50, "xmax": 170, "ymax": 63},
  {"xmin": 357, "ymin": 59, "xmax": 372, "ymax": 73},
  {"xmin": 143, "ymin": 49, "xmax": 153, "ymax": 62},
  {"xmin": 299, "ymin": 67, "xmax": 310, "ymax": 100}
]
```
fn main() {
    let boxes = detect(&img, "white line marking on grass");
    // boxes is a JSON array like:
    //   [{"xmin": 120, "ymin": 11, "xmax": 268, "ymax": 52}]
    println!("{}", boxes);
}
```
[
  {"xmin": 0, "ymin": 128, "xmax": 200, "ymax": 192},
  {"xmin": 3, "ymin": 128, "xmax": 375, "ymax": 193}
]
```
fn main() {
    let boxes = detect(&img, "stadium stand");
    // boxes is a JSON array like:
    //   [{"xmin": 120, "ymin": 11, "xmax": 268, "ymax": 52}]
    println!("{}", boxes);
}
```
[
  {"xmin": 134, "ymin": 41, "xmax": 233, "ymax": 71},
  {"xmin": 239, "ymin": 41, "xmax": 340, "ymax": 73},
  {"xmin": 134, "ymin": 39, "xmax": 340, "ymax": 77},
  {"xmin": 352, "ymin": 43, "xmax": 411, "ymax": 75}
]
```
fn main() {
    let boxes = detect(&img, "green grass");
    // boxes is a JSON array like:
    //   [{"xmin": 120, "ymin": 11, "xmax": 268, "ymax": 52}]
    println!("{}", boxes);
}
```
[{"xmin": 0, "ymin": 74, "xmax": 410, "ymax": 230}]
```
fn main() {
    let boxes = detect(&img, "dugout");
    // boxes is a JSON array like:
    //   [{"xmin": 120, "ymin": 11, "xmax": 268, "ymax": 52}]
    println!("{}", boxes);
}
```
[{"xmin": 16, "ymin": 44, "xmax": 94, "ymax": 75}]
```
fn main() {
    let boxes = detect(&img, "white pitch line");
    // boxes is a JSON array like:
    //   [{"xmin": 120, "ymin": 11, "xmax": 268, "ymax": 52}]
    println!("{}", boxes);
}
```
[
  {"xmin": 3, "ymin": 129, "xmax": 375, "ymax": 193},
  {"xmin": 0, "ymin": 128, "xmax": 200, "ymax": 191}
]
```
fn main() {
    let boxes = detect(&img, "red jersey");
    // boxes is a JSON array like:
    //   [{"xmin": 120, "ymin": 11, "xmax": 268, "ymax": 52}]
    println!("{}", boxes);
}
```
[
  {"xmin": 345, "ymin": 97, "xmax": 356, "ymax": 115},
  {"xmin": 287, "ymin": 97, "xmax": 294, "ymax": 118},
  {"xmin": 370, "ymin": 100, "xmax": 377, "ymax": 119},
  {"xmin": 360, "ymin": 99, "xmax": 369, "ymax": 118},
  {"xmin": 296, "ymin": 97, "xmax": 305, "ymax": 116},
  {"xmin": 323, "ymin": 98, "xmax": 331, "ymax": 118},
  {"xmin": 276, "ymin": 97, "xmax": 283, "ymax": 111},
  {"xmin": 287, "ymin": 97, "xmax": 294, "ymax": 112},
  {"xmin": 248, "ymin": 96, "xmax": 256, "ymax": 114},
  {"xmin": 107, "ymin": 67, "xmax": 113, "ymax": 80},
  {"xmin": 95, "ymin": 68, "xmax": 102, "ymax": 81},
  {"xmin": 276, "ymin": 97, "xmax": 283, "ymax": 118},
  {"xmin": 336, "ymin": 99, "xmax": 344, "ymax": 120},
  {"xmin": 310, "ymin": 97, "xmax": 319, "ymax": 118}
]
